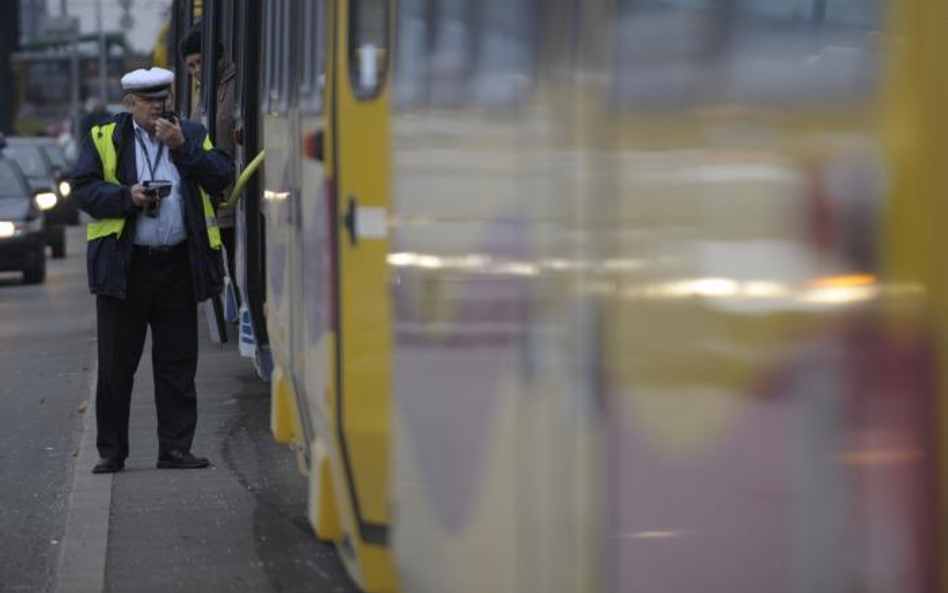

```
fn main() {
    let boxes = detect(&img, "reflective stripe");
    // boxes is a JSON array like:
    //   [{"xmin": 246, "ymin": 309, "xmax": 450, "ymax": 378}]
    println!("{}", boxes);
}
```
[
  {"xmin": 87, "ymin": 218, "xmax": 126, "ymax": 241},
  {"xmin": 199, "ymin": 133, "xmax": 221, "ymax": 249},
  {"xmin": 200, "ymin": 188, "xmax": 221, "ymax": 249},
  {"xmin": 88, "ymin": 123, "xmax": 125, "ymax": 241},
  {"xmin": 91, "ymin": 123, "xmax": 118, "ymax": 183}
]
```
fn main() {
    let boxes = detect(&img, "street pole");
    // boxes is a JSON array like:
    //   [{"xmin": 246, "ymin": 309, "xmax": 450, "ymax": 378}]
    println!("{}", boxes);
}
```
[
  {"xmin": 70, "ymin": 36, "xmax": 80, "ymax": 122},
  {"xmin": 97, "ymin": 0, "xmax": 107, "ymax": 101}
]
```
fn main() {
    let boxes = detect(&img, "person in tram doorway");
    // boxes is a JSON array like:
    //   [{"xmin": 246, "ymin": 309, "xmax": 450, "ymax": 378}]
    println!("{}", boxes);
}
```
[
  {"xmin": 179, "ymin": 25, "xmax": 240, "ymax": 310},
  {"xmin": 70, "ymin": 67, "xmax": 235, "ymax": 474}
]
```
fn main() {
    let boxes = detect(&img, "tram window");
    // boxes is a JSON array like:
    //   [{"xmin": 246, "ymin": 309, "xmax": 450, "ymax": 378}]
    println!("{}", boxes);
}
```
[
  {"xmin": 738, "ymin": 0, "xmax": 814, "ymax": 20},
  {"xmin": 263, "ymin": 0, "xmax": 291, "ymax": 114},
  {"xmin": 233, "ymin": 0, "xmax": 246, "ymax": 109},
  {"xmin": 221, "ymin": 6, "xmax": 234, "ymax": 62},
  {"xmin": 427, "ymin": 0, "xmax": 471, "ymax": 105},
  {"xmin": 300, "ymin": 0, "xmax": 328, "ymax": 114},
  {"xmin": 276, "ymin": 0, "xmax": 291, "ymax": 112},
  {"xmin": 726, "ymin": 0, "xmax": 884, "ymax": 104},
  {"xmin": 475, "ymin": 0, "xmax": 536, "ymax": 106},
  {"xmin": 738, "ymin": 0, "xmax": 882, "ymax": 25},
  {"xmin": 613, "ymin": 0, "xmax": 717, "ymax": 108},
  {"xmin": 822, "ymin": 0, "xmax": 883, "ymax": 26},
  {"xmin": 614, "ymin": 0, "xmax": 883, "ymax": 108},
  {"xmin": 393, "ymin": 0, "xmax": 428, "ymax": 107},
  {"xmin": 349, "ymin": 0, "xmax": 390, "ymax": 99},
  {"xmin": 394, "ymin": 0, "xmax": 536, "ymax": 108},
  {"xmin": 262, "ymin": 0, "xmax": 274, "ymax": 112}
]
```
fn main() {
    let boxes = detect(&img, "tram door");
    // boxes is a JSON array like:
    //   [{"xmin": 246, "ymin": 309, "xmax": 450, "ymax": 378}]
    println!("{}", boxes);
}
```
[{"xmin": 326, "ymin": 0, "xmax": 396, "ymax": 590}]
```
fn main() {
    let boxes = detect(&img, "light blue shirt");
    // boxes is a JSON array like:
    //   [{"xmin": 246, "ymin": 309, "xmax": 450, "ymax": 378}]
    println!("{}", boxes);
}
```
[{"xmin": 132, "ymin": 121, "xmax": 187, "ymax": 247}]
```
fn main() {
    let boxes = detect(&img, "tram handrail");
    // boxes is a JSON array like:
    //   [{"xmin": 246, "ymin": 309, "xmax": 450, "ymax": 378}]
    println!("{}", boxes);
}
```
[{"xmin": 224, "ymin": 149, "xmax": 265, "ymax": 209}]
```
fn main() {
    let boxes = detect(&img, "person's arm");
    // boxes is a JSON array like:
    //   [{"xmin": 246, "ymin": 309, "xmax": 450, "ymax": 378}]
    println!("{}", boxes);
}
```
[
  {"xmin": 159, "ymin": 119, "xmax": 235, "ymax": 196},
  {"xmin": 70, "ymin": 133, "xmax": 141, "ymax": 219}
]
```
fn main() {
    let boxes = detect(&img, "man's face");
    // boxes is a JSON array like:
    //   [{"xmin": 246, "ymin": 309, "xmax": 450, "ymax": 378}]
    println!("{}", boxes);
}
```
[
  {"xmin": 124, "ymin": 93, "xmax": 165, "ymax": 132},
  {"xmin": 185, "ymin": 54, "xmax": 202, "ymax": 81}
]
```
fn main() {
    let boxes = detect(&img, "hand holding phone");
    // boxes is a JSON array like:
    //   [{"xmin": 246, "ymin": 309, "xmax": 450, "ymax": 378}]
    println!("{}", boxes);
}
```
[{"xmin": 155, "ymin": 114, "xmax": 184, "ymax": 150}]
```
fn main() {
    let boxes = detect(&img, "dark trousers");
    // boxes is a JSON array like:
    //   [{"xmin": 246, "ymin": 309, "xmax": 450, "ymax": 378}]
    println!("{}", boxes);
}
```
[{"xmin": 95, "ymin": 245, "xmax": 198, "ymax": 460}]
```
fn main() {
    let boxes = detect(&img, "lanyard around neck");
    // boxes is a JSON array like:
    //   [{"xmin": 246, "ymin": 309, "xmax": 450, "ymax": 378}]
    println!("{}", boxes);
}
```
[{"xmin": 134, "ymin": 129, "xmax": 165, "ymax": 182}]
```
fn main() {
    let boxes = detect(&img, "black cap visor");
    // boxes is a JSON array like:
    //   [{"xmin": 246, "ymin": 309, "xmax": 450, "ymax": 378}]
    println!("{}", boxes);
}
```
[{"xmin": 127, "ymin": 85, "xmax": 171, "ymax": 100}]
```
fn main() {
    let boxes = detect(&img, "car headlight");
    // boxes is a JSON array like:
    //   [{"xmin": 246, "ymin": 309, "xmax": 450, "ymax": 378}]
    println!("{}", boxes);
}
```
[
  {"xmin": 59, "ymin": 181, "xmax": 71, "ymax": 198},
  {"xmin": 0, "ymin": 218, "xmax": 42, "ymax": 239},
  {"xmin": 34, "ymin": 191, "xmax": 57, "ymax": 211}
]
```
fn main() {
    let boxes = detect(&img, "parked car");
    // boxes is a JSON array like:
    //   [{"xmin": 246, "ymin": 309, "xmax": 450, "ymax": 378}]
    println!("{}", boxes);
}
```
[
  {"xmin": 4, "ymin": 137, "xmax": 77, "ymax": 258},
  {"xmin": 0, "ymin": 145, "xmax": 47, "ymax": 284}
]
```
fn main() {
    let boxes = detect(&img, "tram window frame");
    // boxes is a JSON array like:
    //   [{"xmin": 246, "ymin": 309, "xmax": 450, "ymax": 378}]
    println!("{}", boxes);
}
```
[
  {"xmin": 349, "ymin": 0, "xmax": 391, "ymax": 100},
  {"xmin": 300, "ymin": 0, "xmax": 328, "ymax": 114}
]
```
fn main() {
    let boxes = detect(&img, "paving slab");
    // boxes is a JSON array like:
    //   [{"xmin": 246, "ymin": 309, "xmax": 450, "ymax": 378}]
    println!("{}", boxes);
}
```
[{"xmin": 57, "ymin": 322, "xmax": 359, "ymax": 593}]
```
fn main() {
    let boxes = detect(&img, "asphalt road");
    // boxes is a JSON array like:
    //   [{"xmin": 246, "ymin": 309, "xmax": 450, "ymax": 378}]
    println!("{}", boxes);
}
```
[{"xmin": 0, "ymin": 228, "xmax": 93, "ymax": 593}]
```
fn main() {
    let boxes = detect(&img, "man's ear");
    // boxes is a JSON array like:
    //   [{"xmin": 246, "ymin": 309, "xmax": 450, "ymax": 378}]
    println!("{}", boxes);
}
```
[{"xmin": 121, "ymin": 94, "xmax": 134, "ymax": 110}]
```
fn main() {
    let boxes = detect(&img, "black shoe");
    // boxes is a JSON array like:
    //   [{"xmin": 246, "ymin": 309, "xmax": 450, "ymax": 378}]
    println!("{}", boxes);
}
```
[
  {"xmin": 92, "ymin": 457, "xmax": 124, "ymax": 474},
  {"xmin": 157, "ymin": 450, "xmax": 210, "ymax": 469}
]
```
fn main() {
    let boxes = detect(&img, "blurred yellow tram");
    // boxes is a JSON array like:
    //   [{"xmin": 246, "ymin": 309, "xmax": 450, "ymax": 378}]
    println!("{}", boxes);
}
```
[{"xmin": 180, "ymin": 0, "xmax": 948, "ymax": 591}]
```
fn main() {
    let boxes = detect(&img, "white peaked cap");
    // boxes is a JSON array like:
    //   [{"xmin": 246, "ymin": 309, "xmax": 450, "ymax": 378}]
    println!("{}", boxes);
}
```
[{"xmin": 120, "ymin": 67, "xmax": 174, "ymax": 99}]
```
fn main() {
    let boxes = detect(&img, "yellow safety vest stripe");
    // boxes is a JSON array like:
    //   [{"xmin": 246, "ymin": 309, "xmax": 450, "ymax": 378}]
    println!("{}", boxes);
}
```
[{"xmin": 87, "ymin": 123, "xmax": 125, "ymax": 241}]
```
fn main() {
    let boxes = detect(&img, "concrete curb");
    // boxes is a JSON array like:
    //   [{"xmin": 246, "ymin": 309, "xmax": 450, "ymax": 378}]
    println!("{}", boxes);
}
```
[{"xmin": 54, "ymin": 342, "xmax": 110, "ymax": 593}]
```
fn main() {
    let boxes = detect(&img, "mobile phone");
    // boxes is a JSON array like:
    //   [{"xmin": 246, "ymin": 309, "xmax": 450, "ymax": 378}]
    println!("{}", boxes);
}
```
[
  {"xmin": 143, "ymin": 180, "xmax": 173, "ymax": 198},
  {"xmin": 142, "ymin": 180, "xmax": 173, "ymax": 217},
  {"xmin": 161, "ymin": 111, "xmax": 178, "ymax": 124}
]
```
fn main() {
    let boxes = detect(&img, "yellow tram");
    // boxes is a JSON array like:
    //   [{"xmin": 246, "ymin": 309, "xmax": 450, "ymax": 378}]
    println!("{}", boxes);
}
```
[{"xmin": 177, "ymin": 0, "xmax": 948, "ymax": 591}]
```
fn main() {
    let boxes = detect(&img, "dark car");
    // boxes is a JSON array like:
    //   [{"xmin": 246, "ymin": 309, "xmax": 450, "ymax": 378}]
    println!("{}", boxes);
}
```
[
  {"xmin": 5, "ymin": 137, "xmax": 75, "ymax": 258},
  {"xmin": 0, "ymin": 152, "xmax": 47, "ymax": 284},
  {"xmin": 41, "ymin": 141, "xmax": 75, "ymax": 190}
]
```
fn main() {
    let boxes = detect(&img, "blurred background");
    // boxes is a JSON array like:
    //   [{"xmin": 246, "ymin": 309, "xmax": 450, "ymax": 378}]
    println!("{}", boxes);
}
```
[{"xmin": 0, "ymin": 0, "xmax": 173, "ymax": 147}]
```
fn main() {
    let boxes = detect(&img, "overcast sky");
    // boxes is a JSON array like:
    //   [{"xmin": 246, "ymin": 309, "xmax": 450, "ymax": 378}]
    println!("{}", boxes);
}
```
[{"xmin": 51, "ymin": 0, "xmax": 173, "ymax": 54}]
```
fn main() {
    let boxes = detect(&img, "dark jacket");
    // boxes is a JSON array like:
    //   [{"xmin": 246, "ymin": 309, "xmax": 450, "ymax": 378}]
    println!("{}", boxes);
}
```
[{"xmin": 71, "ymin": 112, "xmax": 235, "ymax": 301}]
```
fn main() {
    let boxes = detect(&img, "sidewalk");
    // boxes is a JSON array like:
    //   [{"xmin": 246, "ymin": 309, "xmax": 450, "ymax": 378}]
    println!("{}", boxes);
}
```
[{"xmin": 57, "ymin": 322, "xmax": 359, "ymax": 593}]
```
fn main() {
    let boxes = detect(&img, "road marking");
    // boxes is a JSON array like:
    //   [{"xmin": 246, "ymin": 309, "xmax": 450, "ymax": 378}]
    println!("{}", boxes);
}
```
[{"xmin": 54, "ymin": 341, "xmax": 110, "ymax": 593}]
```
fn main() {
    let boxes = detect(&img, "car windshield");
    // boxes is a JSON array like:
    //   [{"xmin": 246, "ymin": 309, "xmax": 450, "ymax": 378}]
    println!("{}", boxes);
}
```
[
  {"xmin": 42, "ymin": 145, "xmax": 67, "ymax": 170},
  {"xmin": 6, "ymin": 145, "xmax": 48, "ymax": 178},
  {"xmin": 0, "ymin": 160, "xmax": 26, "ymax": 198}
]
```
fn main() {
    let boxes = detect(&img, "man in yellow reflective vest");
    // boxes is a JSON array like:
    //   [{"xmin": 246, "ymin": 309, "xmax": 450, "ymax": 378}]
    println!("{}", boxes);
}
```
[{"xmin": 71, "ymin": 67, "xmax": 235, "ymax": 474}]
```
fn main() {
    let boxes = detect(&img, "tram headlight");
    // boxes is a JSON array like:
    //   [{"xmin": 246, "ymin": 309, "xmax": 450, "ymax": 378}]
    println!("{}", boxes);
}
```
[
  {"xmin": 58, "ymin": 180, "xmax": 71, "ymax": 198},
  {"xmin": 0, "ymin": 222, "xmax": 15, "ymax": 239},
  {"xmin": 34, "ymin": 191, "xmax": 57, "ymax": 211}
]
